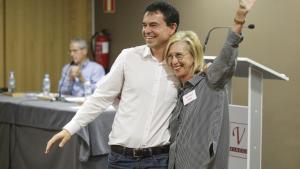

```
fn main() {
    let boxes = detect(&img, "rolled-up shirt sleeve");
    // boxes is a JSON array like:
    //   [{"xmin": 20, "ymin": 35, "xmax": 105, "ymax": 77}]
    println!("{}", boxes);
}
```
[{"xmin": 90, "ymin": 65, "xmax": 105, "ymax": 92}]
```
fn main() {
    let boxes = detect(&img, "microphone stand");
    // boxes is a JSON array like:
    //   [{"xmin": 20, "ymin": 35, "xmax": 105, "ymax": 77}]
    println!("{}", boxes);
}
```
[
  {"xmin": 203, "ymin": 27, "xmax": 230, "ymax": 54},
  {"xmin": 55, "ymin": 61, "xmax": 75, "ymax": 102},
  {"xmin": 203, "ymin": 24, "xmax": 255, "ymax": 54}
]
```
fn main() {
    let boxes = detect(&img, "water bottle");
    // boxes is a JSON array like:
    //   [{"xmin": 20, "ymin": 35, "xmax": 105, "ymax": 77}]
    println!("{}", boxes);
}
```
[
  {"xmin": 42, "ymin": 74, "xmax": 51, "ymax": 96},
  {"xmin": 84, "ymin": 81, "xmax": 92, "ymax": 97},
  {"xmin": 8, "ymin": 71, "xmax": 16, "ymax": 93}
]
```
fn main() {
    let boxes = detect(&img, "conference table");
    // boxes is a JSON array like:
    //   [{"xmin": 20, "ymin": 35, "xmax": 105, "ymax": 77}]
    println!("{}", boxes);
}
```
[{"xmin": 0, "ymin": 94, "xmax": 116, "ymax": 169}]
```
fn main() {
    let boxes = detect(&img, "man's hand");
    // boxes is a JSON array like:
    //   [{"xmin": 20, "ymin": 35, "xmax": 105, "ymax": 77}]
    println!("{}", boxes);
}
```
[
  {"xmin": 45, "ymin": 129, "xmax": 71, "ymax": 154},
  {"xmin": 69, "ymin": 65, "xmax": 81, "ymax": 80}
]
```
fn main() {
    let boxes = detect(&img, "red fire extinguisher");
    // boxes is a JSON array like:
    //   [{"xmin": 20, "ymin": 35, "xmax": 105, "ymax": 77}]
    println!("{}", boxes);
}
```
[{"xmin": 92, "ymin": 29, "xmax": 110, "ymax": 73}]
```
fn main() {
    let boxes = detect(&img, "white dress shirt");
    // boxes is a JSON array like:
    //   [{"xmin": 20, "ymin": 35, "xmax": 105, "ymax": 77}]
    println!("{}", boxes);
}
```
[{"xmin": 63, "ymin": 45, "xmax": 179, "ymax": 148}]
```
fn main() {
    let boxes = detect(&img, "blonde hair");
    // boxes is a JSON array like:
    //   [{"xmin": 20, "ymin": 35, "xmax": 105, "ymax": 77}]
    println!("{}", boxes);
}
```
[{"xmin": 165, "ymin": 31, "xmax": 204, "ymax": 74}]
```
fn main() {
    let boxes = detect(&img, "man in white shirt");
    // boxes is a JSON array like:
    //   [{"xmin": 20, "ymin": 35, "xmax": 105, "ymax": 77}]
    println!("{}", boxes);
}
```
[{"xmin": 45, "ymin": 1, "xmax": 179, "ymax": 168}]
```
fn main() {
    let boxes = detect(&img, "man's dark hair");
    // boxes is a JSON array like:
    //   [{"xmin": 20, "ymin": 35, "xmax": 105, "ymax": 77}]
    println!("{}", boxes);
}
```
[{"xmin": 145, "ymin": 1, "xmax": 180, "ymax": 31}]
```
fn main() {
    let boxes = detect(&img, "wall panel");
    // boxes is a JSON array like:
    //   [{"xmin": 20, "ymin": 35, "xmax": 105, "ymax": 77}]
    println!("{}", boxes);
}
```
[{"xmin": 5, "ymin": 0, "xmax": 91, "ymax": 92}]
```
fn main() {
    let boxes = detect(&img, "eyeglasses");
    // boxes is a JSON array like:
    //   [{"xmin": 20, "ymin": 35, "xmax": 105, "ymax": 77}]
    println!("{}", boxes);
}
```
[
  {"xmin": 69, "ymin": 48, "xmax": 83, "ymax": 53},
  {"xmin": 166, "ymin": 53, "xmax": 186, "ymax": 62}
]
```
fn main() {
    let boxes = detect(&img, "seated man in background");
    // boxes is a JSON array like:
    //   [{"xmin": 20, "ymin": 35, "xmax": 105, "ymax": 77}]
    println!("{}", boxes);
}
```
[{"xmin": 58, "ymin": 37, "xmax": 105, "ymax": 97}]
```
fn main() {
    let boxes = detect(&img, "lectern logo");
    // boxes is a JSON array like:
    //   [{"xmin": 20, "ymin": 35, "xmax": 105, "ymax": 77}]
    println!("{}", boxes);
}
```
[
  {"xmin": 229, "ymin": 122, "xmax": 247, "ymax": 158},
  {"xmin": 232, "ymin": 126, "xmax": 246, "ymax": 145}
]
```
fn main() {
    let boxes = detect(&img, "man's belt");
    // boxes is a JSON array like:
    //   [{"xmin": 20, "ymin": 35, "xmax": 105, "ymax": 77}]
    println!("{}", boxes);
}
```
[{"xmin": 110, "ymin": 145, "xmax": 169, "ymax": 158}]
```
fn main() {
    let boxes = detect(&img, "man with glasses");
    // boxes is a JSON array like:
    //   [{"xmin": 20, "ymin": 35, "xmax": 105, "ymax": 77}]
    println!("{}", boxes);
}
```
[{"xmin": 58, "ymin": 37, "xmax": 105, "ymax": 97}]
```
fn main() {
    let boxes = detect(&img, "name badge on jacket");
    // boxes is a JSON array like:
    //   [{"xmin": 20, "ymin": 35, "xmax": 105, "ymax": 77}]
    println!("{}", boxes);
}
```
[{"xmin": 183, "ymin": 90, "xmax": 197, "ymax": 105}]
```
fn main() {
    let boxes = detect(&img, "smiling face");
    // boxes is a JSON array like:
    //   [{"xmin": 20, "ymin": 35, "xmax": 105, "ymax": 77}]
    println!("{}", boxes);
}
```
[
  {"xmin": 165, "ymin": 31, "xmax": 204, "ymax": 84},
  {"xmin": 167, "ymin": 41, "xmax": 195, "ymax": 84},
  {"xmin": 142, "ymin": 11, "xmax": 176, "ymax": 51}
]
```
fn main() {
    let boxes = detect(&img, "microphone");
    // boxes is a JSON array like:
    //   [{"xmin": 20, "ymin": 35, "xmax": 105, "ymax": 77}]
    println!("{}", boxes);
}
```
[
  {"xmin": 247, "ymin": 24, "xmax": 255, "ymax": 29},
  {"xmin": 203, "ymin": 24, "xmax": 255, "ymax": 53},
  {"xmin": 55, "ymin": 61, "xmax": 76, "ymax": 101}
]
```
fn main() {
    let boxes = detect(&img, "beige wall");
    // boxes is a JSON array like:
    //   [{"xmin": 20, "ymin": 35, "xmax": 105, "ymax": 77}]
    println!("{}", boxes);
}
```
[
  {"xmin": 3, "ymin": 0, "xmax": 91, "ymax": 92},
  {"xmin": 95, "ymin": 0, "xmax": 300, "ymax": 169},
  {"xmin": 95, "ymin": 0, "xmax": 146, "ymax": 66}
]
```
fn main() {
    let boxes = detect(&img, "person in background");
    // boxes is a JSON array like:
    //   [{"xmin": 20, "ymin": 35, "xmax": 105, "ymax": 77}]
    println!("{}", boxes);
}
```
[
  {"xmin": 58, "ymin": 37, "xmax": 105, "ymax": 97},
  {"xmin": 46, "ymin": 1, "xmax": 179, "ymax": 168},
  {"xmin": 165, "ymin": 0, "xmax": 256, "ymax": 168}
]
